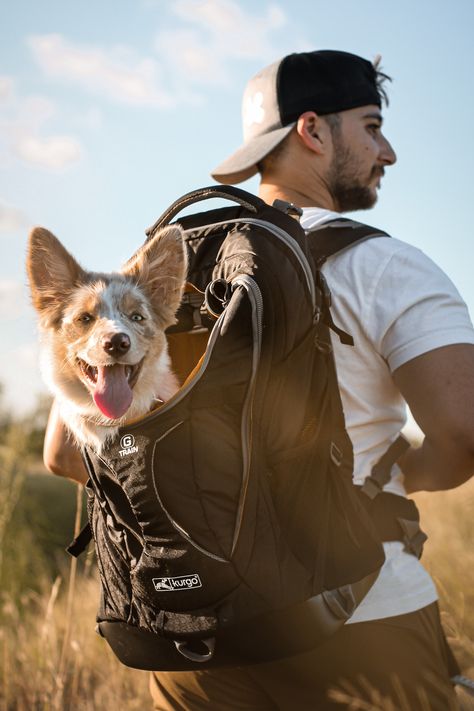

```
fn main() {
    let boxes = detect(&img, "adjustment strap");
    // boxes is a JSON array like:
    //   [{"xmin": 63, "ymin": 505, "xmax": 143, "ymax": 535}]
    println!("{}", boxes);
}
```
[
  {"xmin": 323, "ymin": 307, "xmax": 354, "ymax": 346},
  {"xmin": 67, "ymin": 522, "xmax": 93, "ymax": 558},
  {"xmin": 167, "ymin": 290, "xmax": 215, "ymax": 333},
  {"xmin": 315, "ymin": 270, "xmax": 354, "ymax": 346},
  {"xmin": 361, "ymin": 435, "xmax": 410, "ymax": 499}
]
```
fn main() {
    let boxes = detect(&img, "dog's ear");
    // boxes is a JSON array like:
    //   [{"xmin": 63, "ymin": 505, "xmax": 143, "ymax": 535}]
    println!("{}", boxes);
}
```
[
  {"xmin": 27, "ymin": 227, "xmax": 86, "ymax": 323},
  {"xmin": 121, "ymin": 225, "xmax": 188, "ymax": 325}
]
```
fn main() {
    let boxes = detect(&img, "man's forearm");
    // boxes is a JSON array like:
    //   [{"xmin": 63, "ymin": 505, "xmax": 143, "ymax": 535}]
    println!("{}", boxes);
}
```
[
  {"xmin": 45, "ymin": 438, "xmax": 89, "ymax": 484},
  {"xmin": 400, "ymin": 437, "xmax": 474, "ymax": 494},
  {"xmin": 44, "ymin": 401, "xmax": 89, "ymax": 485}
]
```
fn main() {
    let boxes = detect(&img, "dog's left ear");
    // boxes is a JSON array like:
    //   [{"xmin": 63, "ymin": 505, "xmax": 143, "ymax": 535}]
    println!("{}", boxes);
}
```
[
  {"xmin": 122, "ymin": 225, "xmax": 188, "ymax": 325},
  {"xmin": 27, "ymin": 227, "xmax": 86, "ymax": 324}
]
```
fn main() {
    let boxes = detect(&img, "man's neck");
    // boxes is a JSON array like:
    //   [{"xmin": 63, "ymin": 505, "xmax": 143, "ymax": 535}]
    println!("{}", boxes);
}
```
[{"xmin": 258, "ymin": 180, "xmax": 337, "ymax": 212}]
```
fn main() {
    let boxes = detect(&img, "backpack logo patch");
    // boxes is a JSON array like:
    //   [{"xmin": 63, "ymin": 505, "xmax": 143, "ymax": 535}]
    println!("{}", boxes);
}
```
[
  {"xmin": 152, "ymin": 574, "xmax": 202, "ymax": 592},
  {"xmin": 119, "ymin": 434, "xmax": 138, "ymax": 457}
]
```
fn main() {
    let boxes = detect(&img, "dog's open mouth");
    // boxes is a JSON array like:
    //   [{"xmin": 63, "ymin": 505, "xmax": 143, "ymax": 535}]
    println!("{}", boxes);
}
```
[{"xmin": 77, "ymin": 358, "xmax": 144, "ymax": 420}]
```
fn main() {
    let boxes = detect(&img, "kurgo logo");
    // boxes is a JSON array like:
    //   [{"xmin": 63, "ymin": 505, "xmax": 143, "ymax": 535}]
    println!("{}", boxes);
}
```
[
  {"xmin": 152, "ymin": 574, "xmax": 202, "ymax": 592},
  {"xmin": 119, "ymin": 434, "xmax": 138, "ymax": 458}
]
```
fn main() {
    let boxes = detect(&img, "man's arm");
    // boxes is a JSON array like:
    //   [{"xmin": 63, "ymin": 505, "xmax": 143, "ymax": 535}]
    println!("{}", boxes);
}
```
[
  {"xmin": 393, "ymin": 343, "xmax": 474, "ymax": 493},
  {"xmin": 43, "ymin": 400, "xmax": 89, "ymax": 485}
]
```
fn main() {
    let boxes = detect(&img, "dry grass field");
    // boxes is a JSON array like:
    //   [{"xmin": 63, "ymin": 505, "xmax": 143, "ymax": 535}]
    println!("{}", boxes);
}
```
[{"xmin": 1, "ymin": 412, "xmax": 473, "ymax": 710}]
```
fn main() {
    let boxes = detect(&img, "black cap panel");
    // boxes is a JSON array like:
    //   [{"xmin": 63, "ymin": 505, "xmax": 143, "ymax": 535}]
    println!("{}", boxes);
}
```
[{"xmin": 278, "ymin": 50, "xmax": 381, "ymax": 125}]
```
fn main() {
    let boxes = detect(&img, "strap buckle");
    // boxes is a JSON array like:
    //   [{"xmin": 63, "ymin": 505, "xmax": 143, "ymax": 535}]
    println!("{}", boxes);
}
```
[
  {"xmin": 397, "ymin": 517, "xmax": 428, "ymax": 558},
  {"xmin": 360, "ymin": 475, "xmax": 384, "ymax": 500},
  {"xmin": 361, "ymin": 435, "xmax": 411, "ymax": 500}
]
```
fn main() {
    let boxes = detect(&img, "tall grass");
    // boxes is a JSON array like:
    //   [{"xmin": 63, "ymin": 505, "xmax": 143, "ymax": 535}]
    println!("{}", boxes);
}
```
[
  {"xmin": 325, "ymin": 483, "xmax": 474, "ymax": 710},
  {"xmin": 414, "ymin": 485, "xmax": 474, "ymax": 684},
  {"xmin": 1, "ymin": 410, "xmax": 473, "ymax": 709},
  {"xmin": 0, "ymin": 418, "xmax": 150, "ymax": 710},
  {"xmin": 1, "ymin": 569, "xmax": 151, "ymax": 710}
]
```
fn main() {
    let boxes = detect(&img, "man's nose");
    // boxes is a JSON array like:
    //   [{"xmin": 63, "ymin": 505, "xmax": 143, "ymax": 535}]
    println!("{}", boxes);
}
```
[{"xmin": 380, "ymin": 135, "xmax": 397, "ymax": 166}]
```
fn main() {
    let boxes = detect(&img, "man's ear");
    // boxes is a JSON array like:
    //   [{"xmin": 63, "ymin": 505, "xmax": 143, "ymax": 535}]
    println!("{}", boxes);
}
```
[{"xmin": 296, "ymin": 112, "xmax": 329, "ymax": 155}]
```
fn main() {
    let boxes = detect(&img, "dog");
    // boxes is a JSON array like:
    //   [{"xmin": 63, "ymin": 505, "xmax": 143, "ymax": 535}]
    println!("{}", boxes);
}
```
[{"xmin": 27, "ymin": 225, "xmax": 187, "ymax": 452}]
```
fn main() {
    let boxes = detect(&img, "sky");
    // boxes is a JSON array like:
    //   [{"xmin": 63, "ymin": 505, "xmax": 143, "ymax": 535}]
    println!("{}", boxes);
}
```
[{"xmin": 1, "ymin": 0, "xmax": 474, "ymax": 415}]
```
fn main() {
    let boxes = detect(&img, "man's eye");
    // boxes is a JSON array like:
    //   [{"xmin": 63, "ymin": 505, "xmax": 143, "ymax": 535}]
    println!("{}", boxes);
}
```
[
  {"xmin": 78, "ymin": 312, "xmax": 94, "ymax": 323},
  {"xmin": 130, "ymin": 313, "xmax": 144, "ymax": 322}
]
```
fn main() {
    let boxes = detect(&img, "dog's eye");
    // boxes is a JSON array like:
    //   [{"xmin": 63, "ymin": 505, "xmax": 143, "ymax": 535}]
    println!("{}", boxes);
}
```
[
  {"xmin": 130, "ymin": 313, "xmax": 144, "ymax": 322},
  {"xmin": 78, "ymin": 313, "xmax": 94, "ymax": 323}
]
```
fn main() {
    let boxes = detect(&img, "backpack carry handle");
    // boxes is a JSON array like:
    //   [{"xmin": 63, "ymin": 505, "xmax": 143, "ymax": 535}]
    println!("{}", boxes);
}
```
[{"xmin": 146, "ymin": 185, "xmax": 267, "ymax": 237}]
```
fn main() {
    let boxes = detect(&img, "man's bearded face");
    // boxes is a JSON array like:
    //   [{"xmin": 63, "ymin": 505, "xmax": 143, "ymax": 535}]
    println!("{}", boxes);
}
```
[{"xmin": 327, "ymin": 132, "xmax": 384, "ymax": 212}]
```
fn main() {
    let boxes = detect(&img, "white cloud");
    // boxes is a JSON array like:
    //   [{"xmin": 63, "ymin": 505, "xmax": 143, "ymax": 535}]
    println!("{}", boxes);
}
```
[
  {"xmin": 20, "ymin": 95, "xmax": 56, "ymax": 127},
  {"xmin": 28, "ymin": 33, "xmax": 175, "ymax": 108},
  {"xmin": 14, "ymin": 134, "xmax": 82, "ymax": 170},
  {"xmin": 0, "ymin": 76, "xmax": 15, "ymax": 102},
  {"xmin": 0, "ymin": 280, "xmax": 28, "ymax": 319},
  {"xmin": 155, "ymin": 0, "xmax": 288, "ymax": 86},
  {"xmin": 0, "ymin": 77, "xmax": 83, "ymax": 171},
  {"xmin": 26, "ymin": 5, "xmax": 290, "ymax": 106},
  {"xmin": 80, "ymin": 107, "xmax": 103, "ymax": 130},
  {"xmin": 155, "ymin": 28, "xmax": 229, "ymax": 86},
  {"xmin": 0, "ymin": 201, "xmax": 29, "ymax": 234},
  {"xmin": 172, "ymin": 0, "xmax": 286, "ymax": 58}
]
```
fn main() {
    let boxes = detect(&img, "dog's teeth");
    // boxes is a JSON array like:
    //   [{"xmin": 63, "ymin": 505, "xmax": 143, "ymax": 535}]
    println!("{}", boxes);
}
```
[{"xmin": 125, "ymin": 366, "xmax": 132, "ymax": 381}]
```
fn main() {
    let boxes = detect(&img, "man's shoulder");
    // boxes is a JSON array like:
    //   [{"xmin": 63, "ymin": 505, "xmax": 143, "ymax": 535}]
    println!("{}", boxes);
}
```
[{"xmin": 300, "ymin": 208, "xmax": 444, "ymax": 278}]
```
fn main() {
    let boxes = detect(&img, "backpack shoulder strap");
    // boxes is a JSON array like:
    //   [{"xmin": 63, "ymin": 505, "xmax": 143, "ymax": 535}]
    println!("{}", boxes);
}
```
[{"xmin": 308, "ymin": 217, "xmax": 390, "ymax": 264}]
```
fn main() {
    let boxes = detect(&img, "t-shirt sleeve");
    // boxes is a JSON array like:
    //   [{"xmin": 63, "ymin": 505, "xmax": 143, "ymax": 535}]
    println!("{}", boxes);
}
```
[{"xmin": 368, "ymin": 245, "xmax": 474, "ymax": 372}]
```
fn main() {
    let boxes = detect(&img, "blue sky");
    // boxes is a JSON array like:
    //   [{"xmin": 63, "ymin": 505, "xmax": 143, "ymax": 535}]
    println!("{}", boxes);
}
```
[{"xmin": 1, "ymin": 0, "xmax": 474, "ymax": 414}]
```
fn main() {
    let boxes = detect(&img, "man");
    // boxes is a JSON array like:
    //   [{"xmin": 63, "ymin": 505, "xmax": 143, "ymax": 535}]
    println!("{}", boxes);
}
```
[{"xmin": 149, "ymin": 50, "xmax": 474, "ymax": 710}]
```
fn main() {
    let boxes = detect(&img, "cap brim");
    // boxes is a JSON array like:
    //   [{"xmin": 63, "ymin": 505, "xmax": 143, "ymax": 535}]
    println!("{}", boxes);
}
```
[{"xmin": 211, "ymin": 124, "xmax": 295, "ymax": 185}]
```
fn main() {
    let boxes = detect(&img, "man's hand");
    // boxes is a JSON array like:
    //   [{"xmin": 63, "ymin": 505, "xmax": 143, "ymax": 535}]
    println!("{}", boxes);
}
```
[
  {"xmin": 43, "ymin": 400, "xmax": 89, "ymax": 485},
  {"xmin": 393, "ymin": 344, "xmax": 474, "ymax": 493}
]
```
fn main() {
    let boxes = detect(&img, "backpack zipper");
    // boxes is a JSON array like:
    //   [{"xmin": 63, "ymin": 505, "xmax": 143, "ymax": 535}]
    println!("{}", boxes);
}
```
[
  {"xmin": 150, "ymin": 277, "xmax": 263, "ymax": 562},
  {"xmin": 230, "ymin": 275, "xmax": 263, "ymax": 556}
]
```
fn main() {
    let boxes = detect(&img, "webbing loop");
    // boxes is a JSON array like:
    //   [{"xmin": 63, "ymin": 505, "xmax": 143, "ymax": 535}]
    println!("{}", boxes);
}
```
[{"xmin": 361, "ymin": 435, "xmax": 410, "ymax": 500}]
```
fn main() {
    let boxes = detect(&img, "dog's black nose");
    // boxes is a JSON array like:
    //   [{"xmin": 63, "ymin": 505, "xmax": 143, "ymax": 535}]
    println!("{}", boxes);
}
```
[{"xmin": 102, "ymin": 332, "xmax": 131, "ymax": 355}]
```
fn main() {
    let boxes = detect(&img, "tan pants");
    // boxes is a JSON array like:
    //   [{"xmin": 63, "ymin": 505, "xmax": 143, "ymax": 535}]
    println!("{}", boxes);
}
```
[{"xmin": 149, "ymin": 603, "xmax": 459, "ymax": 710}]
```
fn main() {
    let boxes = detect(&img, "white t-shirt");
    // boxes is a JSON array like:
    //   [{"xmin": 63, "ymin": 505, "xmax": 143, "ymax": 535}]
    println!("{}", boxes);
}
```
[{"xmin": 301, "ymin": 207, "xmax": 474, "ymax": 623}]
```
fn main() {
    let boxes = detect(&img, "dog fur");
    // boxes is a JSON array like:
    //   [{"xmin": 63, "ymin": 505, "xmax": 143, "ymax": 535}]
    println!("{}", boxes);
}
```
[{"xmin": 27, "ymin": 225, "xmax": 187, "ymax": 452}]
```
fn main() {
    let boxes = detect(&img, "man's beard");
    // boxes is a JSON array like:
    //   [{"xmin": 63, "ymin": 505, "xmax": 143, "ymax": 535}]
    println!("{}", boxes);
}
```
[{"xmin": 327, "ymin": 138, "xmax": 381, "ymax": 213}]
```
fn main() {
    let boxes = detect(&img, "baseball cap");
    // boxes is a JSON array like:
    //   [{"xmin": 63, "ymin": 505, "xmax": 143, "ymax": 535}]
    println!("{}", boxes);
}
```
[{"xmin": 211, "ymin": 50, "xmax": 382, "ymax": 185}]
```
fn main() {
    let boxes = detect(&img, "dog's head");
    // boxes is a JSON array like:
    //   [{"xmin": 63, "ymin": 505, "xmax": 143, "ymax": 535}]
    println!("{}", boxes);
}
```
[{"xmin": 27, "ymin": 226, "xmax": 187, "ymax": 422}]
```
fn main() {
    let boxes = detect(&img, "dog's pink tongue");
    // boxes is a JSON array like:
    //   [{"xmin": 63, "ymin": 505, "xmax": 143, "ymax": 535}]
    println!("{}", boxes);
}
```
[{"xmin": 93, "ymin": 364, "xmax": 133, "ymax": 419}]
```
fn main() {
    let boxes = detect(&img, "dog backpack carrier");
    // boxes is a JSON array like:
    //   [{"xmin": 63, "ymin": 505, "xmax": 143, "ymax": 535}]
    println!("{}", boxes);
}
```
[{"xmin": 70, "ymin": 186, "xmax": 390, "ymax": 671}]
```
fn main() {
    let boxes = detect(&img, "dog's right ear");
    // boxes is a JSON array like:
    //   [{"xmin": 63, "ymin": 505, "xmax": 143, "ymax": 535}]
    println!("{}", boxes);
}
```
[
  {"xmin": 27, "ymin": 227, "xmax": 86, "ymax": 323},
  {"xmin": 121, "ymin": 225, "xmax": 188, "ymax": 327}
]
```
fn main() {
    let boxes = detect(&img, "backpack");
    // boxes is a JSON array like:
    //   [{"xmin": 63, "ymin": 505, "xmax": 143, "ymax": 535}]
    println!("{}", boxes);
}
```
[{"xmin": 70, "ymin": 186, "xmax": 421, "ymax": 672}]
